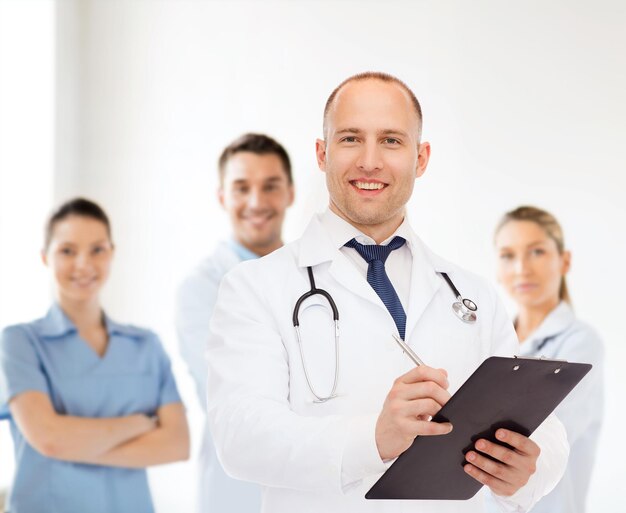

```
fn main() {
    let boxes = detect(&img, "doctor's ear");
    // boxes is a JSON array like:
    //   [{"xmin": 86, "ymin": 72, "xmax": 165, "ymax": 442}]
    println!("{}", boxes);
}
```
[
  {"xmin": 561, "ymin": 250, "xmax": 572, "ymax": 275},
  {"xmin": 41, "ymin": 250, "xmax": 48, "ymax": 267},
  {"xmin": 315, "ymin": 139, "xmax": 327, "ymax": 172},
  {"xmin": 217, "ymin": 187, "xmax": 225, "ymax": 209},
  {"xmin": 416, "ymin": 141, "xmax": 431, "ymax": 178}
]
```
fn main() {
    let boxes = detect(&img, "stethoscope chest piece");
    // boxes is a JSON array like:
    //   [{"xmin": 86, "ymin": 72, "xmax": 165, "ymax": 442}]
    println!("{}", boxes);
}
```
[
  {"xmin": 452, "ymin": 299, "xmax": 477, "ymax": 324},
  {"xmin": 439, "ymin": 272, "xmax": 478, "ymax": 324}
]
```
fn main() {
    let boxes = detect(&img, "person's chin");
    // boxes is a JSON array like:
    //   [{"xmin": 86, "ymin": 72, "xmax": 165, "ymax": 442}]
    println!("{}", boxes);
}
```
[{"xmin": 62, "ymin": 285, "xmax": 100, "ymax": 302}]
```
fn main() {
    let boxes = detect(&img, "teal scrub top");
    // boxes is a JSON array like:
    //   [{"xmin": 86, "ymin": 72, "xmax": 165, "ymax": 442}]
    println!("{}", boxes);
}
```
[{"xmin": 0, "ymin": 304, "xmax": 182, "ymax": 513}]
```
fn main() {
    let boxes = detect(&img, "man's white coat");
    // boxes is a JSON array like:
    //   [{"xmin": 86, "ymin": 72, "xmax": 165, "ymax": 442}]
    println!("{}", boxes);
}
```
[{"xmin": 207, "ymin": 213, "xmax": 568, "ymax": 513}]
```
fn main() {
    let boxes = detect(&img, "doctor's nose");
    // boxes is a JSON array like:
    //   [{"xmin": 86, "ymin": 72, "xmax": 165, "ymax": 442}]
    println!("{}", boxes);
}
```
[
  {"xmin": 513, "ymin": 256, "xmax": 532, "ymax": 275},
  {"xmin": 245, "ymin": 187, "xmax": 264, "ymax": 209},
  {"xmin": 246, "ymin": 187, "xmax": 268, "ymax": 210},
  {"xmin": 356, "ymin": 142, "xmax": 383, "ymax": 173},
  {"xmin": 74, "ymin": 252, "xmax": 93, "ymax": 271}
]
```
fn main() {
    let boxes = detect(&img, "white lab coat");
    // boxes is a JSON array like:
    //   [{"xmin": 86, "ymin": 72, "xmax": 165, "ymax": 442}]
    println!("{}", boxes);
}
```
[
  {"xmin": 207, "ymin": 213, "xmax": 568, "ymax": 513},
  {"xmin": 486, "ymin": 302, "xmax": 604, "ymax": 513},
  {"xmin": 176, "ymin": 241, "xmax": 262, "ymax": 513}
]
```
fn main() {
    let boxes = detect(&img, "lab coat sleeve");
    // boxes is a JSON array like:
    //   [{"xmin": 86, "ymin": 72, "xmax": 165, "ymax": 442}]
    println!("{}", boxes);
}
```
[
  {"xmin": 206, "ymin": 267, "xmax": 386, "ymax": 492},
  {"xmin": 175, "ymin": 268, "xmax": 221, "ymax": 410},
  {"xmin": 487, "ymin": 291, "xmax": 569, "ymax": 512}
]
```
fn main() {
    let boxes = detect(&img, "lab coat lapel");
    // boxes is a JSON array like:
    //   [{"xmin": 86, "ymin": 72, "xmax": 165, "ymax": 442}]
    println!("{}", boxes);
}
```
[
  {"xmin": 327, "ymin": 254, "xmax": 383, "ymax": 307},
  {"xmin": 298, "ymin": 214, "xmax": 386, "ymax": 309},
  {"xmin": 404, "ymin": 235, "xmax": 445, "ymax": 342}
]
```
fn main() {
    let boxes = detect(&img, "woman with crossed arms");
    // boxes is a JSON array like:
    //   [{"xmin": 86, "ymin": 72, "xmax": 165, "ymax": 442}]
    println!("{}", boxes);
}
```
[{"xmin": 0, "ymin": 198, "xmax": 189, "ymax": 513}]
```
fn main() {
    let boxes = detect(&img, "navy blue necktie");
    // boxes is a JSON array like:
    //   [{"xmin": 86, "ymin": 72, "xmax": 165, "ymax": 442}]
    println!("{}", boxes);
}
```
[{"xmin": 345, "ymin": 236, "xmax": 407, "ymax": 339}]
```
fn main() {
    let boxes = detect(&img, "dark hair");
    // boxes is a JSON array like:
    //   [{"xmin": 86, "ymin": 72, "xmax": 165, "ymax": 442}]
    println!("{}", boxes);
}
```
[
  {"xmin": 44, "ymin": 197, "xmax": 112, "ymax": 251},
  {"xmin": 495, "ymin": 205, "xmax": 571, "ymax": 304},
  {"xmin": 217, "ymin": 133, "xmax": 293, "ymax": 185},
  {"xmin": 323, "ymin": 71, "xmax": 423, "ymax": 139}
]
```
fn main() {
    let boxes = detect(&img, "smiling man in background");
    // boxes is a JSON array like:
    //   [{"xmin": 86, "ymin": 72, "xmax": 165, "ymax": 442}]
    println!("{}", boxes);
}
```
[{"xmin": 175, "ymin": 133, "xmax": 294, "ymax": 513}]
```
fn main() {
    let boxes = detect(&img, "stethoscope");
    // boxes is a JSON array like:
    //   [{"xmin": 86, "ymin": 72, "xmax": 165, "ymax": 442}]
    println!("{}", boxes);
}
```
[{"xmin": 292, "ymin": 266, "xmax": 478, "ymax": 403}]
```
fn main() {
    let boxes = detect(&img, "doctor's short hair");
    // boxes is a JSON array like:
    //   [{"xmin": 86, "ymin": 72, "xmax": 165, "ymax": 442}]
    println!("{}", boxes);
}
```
[
  {"xmin": 217, "ymin": 133, "xmax": 293, "ymax": 185},
  {"xmin": 495, "ymin": 206, "xmax": 571, "ymax": 304},
  {"xmin": 44, "ymin": 197, "xmax": 112, "ymax": 251},
  {"xmin": 323, "ymin": 71, "xmax": 423, "ymax": 140}
]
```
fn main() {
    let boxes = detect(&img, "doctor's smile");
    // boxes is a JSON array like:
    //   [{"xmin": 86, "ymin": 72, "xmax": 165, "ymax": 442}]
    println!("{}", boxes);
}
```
[{"xmin": 351, "ymin": 179, "xmax": 388, "ymax": 192}]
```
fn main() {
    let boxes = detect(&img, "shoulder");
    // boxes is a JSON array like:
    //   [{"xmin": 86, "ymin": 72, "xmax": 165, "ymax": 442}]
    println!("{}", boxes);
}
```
[
  {"xmin": 424, "ymin": 245, "xmax": 500, "ymax": 306},
  {"xmin": 179, "ymin": 243, "xmax": 240, "ymax": 293},
  {"xmin": 0, "ymin": 322, "xmax": 44, "ymax": 365},
  {"xmin": 558, "ymin": 314, "xmax": 604, "ymax": 362},
  {"xmin": 215, "ymin": 242, "xmax": 301, "ymax": 315},
  {"xmin": 226, "ymin": 240, "xmax": 298, "ymax": 276},
  {"xmin": 106, "ymin": 318, "xmax": 160, "ymax": 345},
  {"xmin": 1, "ymin": 321, "xmax": 41, "ymax": 345}
]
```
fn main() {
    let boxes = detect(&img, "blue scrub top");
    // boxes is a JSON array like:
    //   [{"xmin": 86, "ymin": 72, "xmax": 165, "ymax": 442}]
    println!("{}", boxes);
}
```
[{"xmin": 0, "ymin": 304, "xmax": 182, "ymax": 513}]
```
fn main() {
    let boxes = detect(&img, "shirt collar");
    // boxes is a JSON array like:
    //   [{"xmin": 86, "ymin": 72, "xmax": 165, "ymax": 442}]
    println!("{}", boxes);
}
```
[
  {"xmin": 36, "ymin": 303, "xmax": 77, "ymax": 338},
  {"xmin": 519, "ymin": 301, "xmax": 576, "ymax": 349},
  {"xmin": 320, "ymin": 208, "xmax": 414, "ymax": 249},
  {"xmin": 228, "ymin": 238, "xmax": 260, "ymax": 262},
  {"xmin": 37, "ymin": 303, "xmax": 142, "ymax": 340},
  {"xmin": 103, "ymin": 314, "xmax": 144, "ymax": 339}
]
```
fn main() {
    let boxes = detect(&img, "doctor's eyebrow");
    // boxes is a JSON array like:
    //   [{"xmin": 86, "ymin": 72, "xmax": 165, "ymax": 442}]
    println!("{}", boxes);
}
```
[
  {"xmin": 335, "ymin": 128, "xmax": 362, "ymax": 136},
  {"xmin": 334, "ymin": 128, "xmax": 409, "ymax": 138},
  {"xmin": 526, "ymin": 240, "xmax": 551, "ymax": 248},
  {"xmin": 378, "ymin": 129, "xmax": 409, "ymax": 138}
]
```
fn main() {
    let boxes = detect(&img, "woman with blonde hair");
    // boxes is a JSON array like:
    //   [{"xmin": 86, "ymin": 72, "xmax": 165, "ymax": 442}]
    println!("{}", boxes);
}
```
[{"xmin": 492, "ymin": 205, "xmax": 604, "ymax": 513}]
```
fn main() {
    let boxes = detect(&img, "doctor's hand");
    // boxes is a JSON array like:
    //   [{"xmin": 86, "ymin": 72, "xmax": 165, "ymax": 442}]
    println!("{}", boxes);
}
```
[
  {"xmin": 375, "ymin": 366, "xmax": 453, "ymax": 461},
  {"xmin": 464, "ymin": 428, "xmax": 541, "ymax": 497}
]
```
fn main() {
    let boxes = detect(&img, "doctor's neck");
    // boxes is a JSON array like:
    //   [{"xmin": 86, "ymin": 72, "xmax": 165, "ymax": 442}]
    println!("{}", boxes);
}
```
[
  {"xmin": 329, "ymin": 203, "xmax": 405, "ymax": 244},
  {"xmin": 514, "ymin": 297, "xmax": 560, "ymax": 343}
]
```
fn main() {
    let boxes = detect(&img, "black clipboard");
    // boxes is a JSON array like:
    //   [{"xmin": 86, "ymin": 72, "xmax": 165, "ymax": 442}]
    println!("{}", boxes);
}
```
[{"xmin": 366, "ymin": 356, "xmax": 591, "ymax": 500}]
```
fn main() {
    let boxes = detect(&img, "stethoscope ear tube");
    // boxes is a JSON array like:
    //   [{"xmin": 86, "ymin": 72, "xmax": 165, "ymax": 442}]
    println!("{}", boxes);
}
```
[
  {"xmin": 293, "ymin": 267, "xmax": 339, "ymax": 327},
  {"xmin": 293, "ymin": 266, "xmax": 341, "ymax": 403},
  {"xmin": 439, "ymin": 272, "xmax": 478, "ymax": 323}
]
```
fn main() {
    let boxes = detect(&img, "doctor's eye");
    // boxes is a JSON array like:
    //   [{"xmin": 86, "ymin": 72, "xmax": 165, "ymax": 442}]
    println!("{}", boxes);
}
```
[
  {"xmin": 233, "ymin": 185, "xmax": 249, "ymax": 195},
  {"xmin": 383, "ymin": 137, "xmax": 401, "ymax": 145},
  {"xmin": 530, "ymin": 248, "xmax": 546, "ymax": 257},
  {"xmin": 499, "ymin": 253, "xmax": 514, "ymax": 261},
  {"xmin": 92, "ymin": 245, "xmax": 108, "ymax": 255},
  {"xmin": 59, "ymin": 247, "xmax": 75, "ymax": 256},
  {"xmin": 340, "ymin": 136, "xmax": 358, "ymax": 144}
]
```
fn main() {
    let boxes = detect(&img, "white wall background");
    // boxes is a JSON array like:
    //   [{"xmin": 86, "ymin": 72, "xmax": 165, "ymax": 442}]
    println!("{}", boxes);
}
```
[
  {"xmin": 0, "ymin": 0, "xmax": 55, "ymax": 495},
  {"xmin": 1, "ymin": 1, "xmax": 625, "ymax": 511}
]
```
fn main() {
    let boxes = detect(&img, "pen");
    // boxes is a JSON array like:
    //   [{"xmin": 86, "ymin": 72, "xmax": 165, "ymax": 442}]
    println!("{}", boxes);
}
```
[{"xmin": 392, "ymin": 333, "xmax": 425, "ymax": 367}]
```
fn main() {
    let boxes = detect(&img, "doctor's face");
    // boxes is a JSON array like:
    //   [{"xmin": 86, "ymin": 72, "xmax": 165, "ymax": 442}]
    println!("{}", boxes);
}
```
[
  {"xmin": 495, "ymin": 220, "xmax": 570, "ymax": 309},
  {"xmin": 219, "ymin": 151, "xmax": 294, "ymax": 256},
  {"xmin": 316, "ymin": 79, "xmax": 430, "ymax": 241},
  {"xmin": 43, "ymin": 215, "xmax": 114, "ymax": 305}
]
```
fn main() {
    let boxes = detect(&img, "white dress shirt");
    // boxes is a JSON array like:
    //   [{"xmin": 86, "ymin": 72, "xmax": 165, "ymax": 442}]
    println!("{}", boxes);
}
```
[{"xmin": 325, "ymin": 208, "xmax": 413, "ymax": 311}]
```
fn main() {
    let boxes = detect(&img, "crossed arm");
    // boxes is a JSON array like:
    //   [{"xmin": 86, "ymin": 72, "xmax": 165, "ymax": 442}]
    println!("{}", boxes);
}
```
[{"xmin": 10, "ymin": 391, "xmax": 189, "ymax": 467}]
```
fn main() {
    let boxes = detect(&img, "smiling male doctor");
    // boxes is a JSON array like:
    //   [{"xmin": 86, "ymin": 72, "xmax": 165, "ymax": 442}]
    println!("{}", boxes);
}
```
[{"xmin": 206, "ymin": 72, "xmax": 568, "ymax": 513}]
